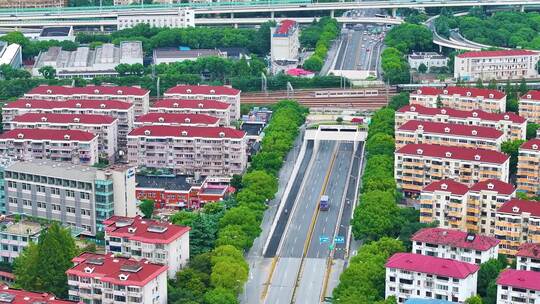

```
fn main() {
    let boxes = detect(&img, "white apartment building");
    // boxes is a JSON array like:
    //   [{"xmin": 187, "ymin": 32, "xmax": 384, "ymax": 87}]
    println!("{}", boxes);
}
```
[
  {"xmin": 385, "ymin": 252, "xmax": 479, "ymax": 303},
  {"xmin": 410, "ymin": 87, "xmax": 507, "ymax": 113},
  {"xmin": 0, "ymin": 219, "xmax": 43, "ymax": 263},
  {"xmin": 149, "ymin": 99, "xmax": 231, "ymax": 126},
  {"xmin": 495, "ymin": 199, "xmax": 540, "ymax": 256},
  {"xmin": 127, "ymin": 126, "xmax": 247, "ymax": 177},
  {"xmin": 135, "ymin": 113, "xmax": 220, "ymax": 128},
  {"xmin": 454, "ymin": 49, "xmax": 540, "ymax": 81},
  {"xmin": 24, "ymin": 84, "xmax": 150, "ymax": 116},
  {"xmin": 271, "ymin": 19, "xmax": 300, "ymax": 63},
  {"xmin": 164, "ymin": 85, "xmax": 241, "ymax": 120},
  {"xmin": 117, "ymin": 8, "xmax": 195, "ymax": 30},
  {"xmin": 396, "ymin": 120, "xmax": 504, "ymax": 151},
  {"xmin": 411, "ymin": 227, "xmax": 499, "ymax": 265},
  {"xmin": 395, "ymin": 144, "xmax": 510, "ymax": 196},
  {"xmin": 2, "ymin": 160, "xmax": 138, "ymax": 236},
  {"xmin": 8, "ymin": 113, "xmax": 118, "ymax": 162},
  {"xmin": 2, "ymin": 99, "xmax": 134, "ymax": 148},
  {"xmin": 496, "ymin": 269, "xmax": 540, "ymax": 304},
  {"xmin": 396, "ymin": 104, "xmax": 527, "ymax": 141},
  {"xmin": 516, "ymin": 243, "xmax": 540, "ymax": 272},
  {"xmin": 67, "ymin": 252, "xmax": 167, "ymax": 304},
  {"xmin": 103, "ymin": 216, "xmax": 190, "ymax": 279},
  {"xmin": 408, "ymin": 52, "xmax": 449, "ymax": 70},
  {"xmin": 0, "ymin": 129, "xmax": 99, "ymax": 165},
  {"xmin": 520, "ymin": 90, "xmax": 540, "ymax": 124}
]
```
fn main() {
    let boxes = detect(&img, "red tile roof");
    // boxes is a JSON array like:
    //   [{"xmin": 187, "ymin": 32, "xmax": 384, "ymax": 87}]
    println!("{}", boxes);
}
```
[
  {"xmin": 67, "ymin": 253, "xmax": 167, "ymax": 287},
  {"xmin": 516, "ymin": 243, "xmax": 540, "ymax": 259},
  {"xmin": 521, "ymin": 90, "xmax": 540, "ymax": 101},
  {"xmin": 399, "ymin": 120, "xmax": 503, "ymax": 139},
  {"xmin": 498, "ymin": 199, "xmax": 540, "ymax": 217},
  {"xmin": 135, "ymin": 113, "xmax": 219, "ymax": 125},
  {"xmin": 4, "ymin": 99, "xmax": 133, "ymax": 110},
  {"xmin": 12, "ymin": 113, "xmax": 116, "ymax": 124},
  {"xmin": 152, "ymin": 99, "xmax": 230, "ymax": 110},
  {"xmin": 128, "ymin": 125, "xmax": 245, "ymax": 139},
  {"xmin": 457, "ymin": 49, "xmax": 538, "ymax": 58},
  {"xmin": 0, "ymin": 285, "xmax": 75, "ymax": 303},
  {"xmin": 103, "ymin": 216, "xmax": 190, "ymax": 244},
  {"xmin": 497, "ymin": 269, "xmax": 540, "ymax": 291},
  {"xmin": 386, "ymin": 253, "xmax": 479, "ymax": 279},
  {"xmin": 0, "ymin": 128, "xmax": 97, "ymax": 142},
  {"xmin": 275, "ymin": 19, "xmax": 296, "ymax": 35},
  {"xmin": 396, "ymin": 144, "xmax": 510, "ymax": 164},
  {"xmin": 422, "ymin": 179, "xmax": 469, "ymax": 195},
  {"xmin": 411, "ymin": 227, "xmax": 499, "ymax": 251},
  {"xmin": 164, "ymin": 85, "xmax": 240, "ymax": 96},
  {"xmin": 398, "ymin": 104, "xmax": 526, "ymax": 124},
  {"xmin": 470, "ymin": 179, "xmax": 515, "ymax": 195},
  {"xmin": 286, "ymin": 68, "xmax": 314, "ymax": 76},
  {"xmin": 26, "ymin": 85, "xmax": 149, "ymax": 96},
  {"xmin": 521, "ymin": 139, "xmax": 540, "ymax": 151},
  {"xmin": 414, "ymin": 86, "xmax": 506, "ymax": 99}
]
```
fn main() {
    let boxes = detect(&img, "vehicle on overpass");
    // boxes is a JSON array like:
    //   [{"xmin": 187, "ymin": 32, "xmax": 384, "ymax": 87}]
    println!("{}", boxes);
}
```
[{"xmin": 319, "ymin": 195, "xmax": 329, "ymax": 211}]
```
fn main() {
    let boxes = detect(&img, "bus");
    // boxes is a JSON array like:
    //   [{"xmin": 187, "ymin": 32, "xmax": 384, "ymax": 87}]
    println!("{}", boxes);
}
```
[{"xmin": 319, "ymin": 195, "xmax": 329, "ymax": 211}]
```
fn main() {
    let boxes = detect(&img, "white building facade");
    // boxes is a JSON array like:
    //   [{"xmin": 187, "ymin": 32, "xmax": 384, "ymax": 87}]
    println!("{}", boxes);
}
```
[{"xmin": 454, "ymin": 50, "xmax": 540, "ymax": 81}]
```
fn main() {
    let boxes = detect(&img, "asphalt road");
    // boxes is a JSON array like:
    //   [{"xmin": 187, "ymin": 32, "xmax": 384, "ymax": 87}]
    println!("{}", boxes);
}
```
[{"xmin": 333, "ymin": 27, "xmax": 385, "ymax": 72}]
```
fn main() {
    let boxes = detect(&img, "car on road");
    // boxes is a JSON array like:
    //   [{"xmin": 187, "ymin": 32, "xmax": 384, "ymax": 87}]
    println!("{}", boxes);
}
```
[{"xmin": 319, "ymin": 195, "xmax": 329, "ymax": 211}]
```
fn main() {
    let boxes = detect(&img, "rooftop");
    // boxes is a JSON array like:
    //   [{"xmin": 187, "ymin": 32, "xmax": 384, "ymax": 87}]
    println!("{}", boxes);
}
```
[
  {"xmin": 103, "ymin": 216, "xmax": 190, "ymax": 244},
  {"xmin": 0, "ymin": 285, "xmax": 76, "ymax": 303},
  {"xmin": 469, "ymin": 179, "xmax": 515, "ymax": 195},
  {"xmin": 12, "ymin": 113, "xmax": 116, "ymax": 125},
  {"xmin": 422, "ymin": 179, "xmax": 469, "ymax": 196},
  {"xmin": 274, "ymin": 19, "xmax": 296, "ymax": 36},
  {"xmin": 136, "ymin": 174, "xmax": 198, "ymax": 192},
  {"xmin": 411, "ymin": 227, "xmax": 500, "ymax": 251},
  {"xmin": 5, "ymin": 99, "xmax": 133, "ymax": 110},
  {"xmin": 397, "ymin": 104, "xmax": 526, "ymax": 124},
  {"xmin": 241, "ymin": 122, "xmax": 264, "ymax": 136},
  {"xmin": 164, "ymin": 84, "xmax": 240, "ymax": 96},
  {"xmin": 153, "ymin": 48, "xmax": 224, "ymax": 59},
  {"xmin": 26, "ymin": 84, "xmax": 148, "ymax": 96},
  {"xmin": 522, "ymin": 90, "xmax": 540, "ymax": 101},
  {"xmin": 516, "ymin": 243, "xmax": 540, "ymax": 259},
  {"xmin": 405, "ymin": 300, "xmax": 454, "ymax": 304},
  {"xmin": 414, "ymin": 86, "xmax": 506, "ymax": 99},
  {"xmin": 396, "ymin": 144, "xmax": 510, "ymax": 164},
  {"xmin": 497, "ymin": 269, "xmax": 540, "ymax": 291},
  {"xmin": 521, "ymin": 139, "xmax": 540, "ymax": 151},
  {"xmin": 135, "ymin": 113, "xmax": 219, "ymax": 125},
  {"xmin": 386, "ymin": 253, "xmax": 479, "ymax": 279},
  {"xmin": 5, "ymin": 160, "xmax": 99, "ymax": 182},
  {"xmin": 67, "ymin": 253, "xmax": 167, "ymax": 287},
  {"xmin": 1, "ymin": 220, "xmax": 43, "ymax": 236},
  {"xmin": 457, "ymin": 49, "xmax": 538, "ymax": 58},
  {"xmin": 498, "ymin": 199, "xmax": 540, "ymax": 217},
  {"xmin": 152, "ymin": 99, "xmax": 230, "ymax": 110},
  {"xmin": 128, "ymin": 125, "xmax": 245, "ymax": 139},
  {"xmin": 40, "ymin": 26, "xmax": 71, "ymax": 37},
  {"xmin": 399, "ymin": 120, "xmax": 503, "ymax": 139},
  {"xmin": 0, "ymin": 128, "xmax": 97, "ymax": 142}
]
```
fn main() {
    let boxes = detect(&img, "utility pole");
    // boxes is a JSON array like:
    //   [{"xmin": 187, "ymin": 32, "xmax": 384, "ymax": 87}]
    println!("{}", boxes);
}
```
[
  {"xmin": 287, "ymin": 82, "xmax": 294, "ymax": 98},
  {"xmin": 261, "ymin": 72, "xmax": 267, "ymax": 96}
]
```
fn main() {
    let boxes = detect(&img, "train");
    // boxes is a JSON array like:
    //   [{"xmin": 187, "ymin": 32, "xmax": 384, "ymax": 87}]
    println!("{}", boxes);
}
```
[{"xmin": 313, "ymin": 89, "xmax": 380, "ymax": 98}]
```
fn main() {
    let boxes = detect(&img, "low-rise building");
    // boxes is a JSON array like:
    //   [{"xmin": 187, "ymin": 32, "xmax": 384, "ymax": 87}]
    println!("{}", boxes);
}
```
[
  {"xmin": 164, "ymin": 85, "xmax": 241, "ymax": 120},
  {"xmin": 516, "ymin": 243, "xmax": 540, "ymax": 272},
  {"xmin": 134, "ymin": 113, "xmax": 220, "ymax": 128},
  {"xmin": 271, "ymin": 19, "xmax": 300, "ymax": 63},
  {"xmin": 408, "ymin": 52, "xmax": 449, "ymax": 71},
  {"xmin": 454, "ymin": 49, "xmax": 540, "ymax": 81},
  {"xmin": 117, "ymin": 8, "xmax": 195, "ymax": 30},
  {"xmin": 67, "ymin": 252, "xmax": 167, "ymax": 304},
  {"xmin": 395, "ymin": 144, "xmax": 510, "ymax": 196},
  {"xmin": 396, "ymin": 104, "xmax": 526, "ymax": 141},
  {"xmin": 103, "ymin": 216, "xmax": 190, "ymax": 279},
  {"xmin": 411, "ymin": 227, "xmax": 499, "ymax": 265},
  {"xmin": 517, "ymin": 139, "xmax": 540, "ymax": 196},
  {"xmin": 38, "ymin": 26, "xmax": 75, "ymax": 42},
  {"xmin": 410, "ymin": 87, "xmax": 507, "ymax": 113},
  {"xmin": 495, "ymin": 199, "xmax": 540, "ymax": 256},
  {"xmin": 2, "ymin": 160, "xmax": 137, "ymax": 236},
  {"xmin": 127, "ymin": 126, "xmax": 247, "ymax": 177},
  {"xmin": 0, "ymin": 129, "xmax": 99, "ymax": 165},
  {"xmin": 0, "ymin": 41, "xmax": 21, "ymax": 69},
  {"xmin": 153, "ymin": 48, "xmax": 226, "ymax": 64},
  {"xmin": 0, "ymin": 218, "xmax": 43, "ymax": 263},
  {"xmin": 520, "ymin": 90, "xmax": 540, "ymax": 124},
  {"xmin": 0, "ymin": 0, "xmax": 66, "ymax": 8},
  {"xmin": 8, "ymin": 113, "xmax": 118, "ymax": 162},
  {"xmin": 3, "ymin": 99, "xmax": 135, "ymax": 148},
  {"xmin": 0, "ymin": 285, "xmax": 76, "ymax": 303},
  {"xmin": 396, "ymin": 120, "xmax": 504, "ymax": 151},
  {"xmin": 496, "ymin": 269, "xmax": 540, "ymax": 304},
  {"xmin": 149, "ymin": 99, "xmax": 231, "ymax": 126},
  {"xmin": 24, "ymin": 84, "xmax": 150, "ymax": 116},
  {"xmin": 385, "ymin": 252, "xmax": 479, "ymax": 303}
]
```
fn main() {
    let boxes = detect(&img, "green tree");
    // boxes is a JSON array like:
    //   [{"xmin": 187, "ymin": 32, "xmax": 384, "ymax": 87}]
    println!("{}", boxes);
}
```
[
  {"xmin": 418, "ymin": 63, "xmax": 428, "ymax": 73},
  {"xmin": 501, "ymin": 139, "xmax": 526, "ymax": 177},
  {"xmin": 466, "ymin": 295, "xmax": 483, "ymax": 304},
  {"xmin": 487, "ymin": 79, "xmax": 497, "ymax": 90},
  {"xmin": 38, "ymin": 66, "xmax": 56, "ymax": 79},
  {"xmin": 519, "ymin": 78, "xmax": 528, "ymax": 95},
  {"xmin": 352, "ymin": 190, "xmax": 402, "ymax": 241},
  {"xmin": 478, "ymin": 258, "xmax": 507, "ymax": 303},
  {"xmin": 303, "ymin": 55, "xmax": 324, "ymax": 72},
  {"xmin": 366, "ymin": 133, "xmax": 395, "ymax": 158},
  {"xmin": 336, "ymin": 116, "xmax": 344, "ymax": 124},
  {"xmin": 527, "ymin": 123, "xmax": 540, "ymax": 140},
  {"xmin": 476, "ymin": 78, "xmax": 484, "ymax": 88},
  {"xmin": 138, "ymin": 199, "xmax": 154, "ymax": 218},
  {"xmin": 384, "ymin": 23, "xmax": 434, "ymax": 53},
  {"xmin": 388, "ymin": 92, "xmax": 410, "ymax": 110},
  {"xmin": 204, "ymin": 287, "xmax": 238, "ymax": 304}
]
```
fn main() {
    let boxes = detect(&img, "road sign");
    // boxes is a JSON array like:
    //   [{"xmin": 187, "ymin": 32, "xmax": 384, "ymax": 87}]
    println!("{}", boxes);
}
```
[
  {"xmin": 329, "ymin": 244, "xmax": 334, "ymax": 251},
  {"xmin": 319, "ymin": 235, "xmax": 329, "ymax": 244},
  {"xmin": 334, "ymin": 236, "xmax": 345, "ymax": 244}
]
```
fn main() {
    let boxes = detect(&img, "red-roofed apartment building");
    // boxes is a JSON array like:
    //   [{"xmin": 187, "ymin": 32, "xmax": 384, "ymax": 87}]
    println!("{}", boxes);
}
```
[
  {"xmin": 149, "ymin": 99, "xmax": 231, "ymax": 126},
  {"xmin": 67, "ymin": 253, "xmax": 167, "ymax": 304},
  {"xmin": 496, "ymin": 269, "xmax": 540, "ymax": 304},
  {"xmin": 0, "ymin": 285, "xmax": 77, "ymax": 303},
  {"xmin": 396, "ymin": 104, "xmax": 526, "ymax": 141},
  {"xmin": 495, "ymin": 199, "xmax": 540, "ymax": 255},
  {"xmin": 410, "ymin": 86, "xmax": 507, "ymax": 113},
  {"xmin": 395, "ymin": 144, "xmax": 510, "ymax": 196},
  {"xmin": 385, "ymin": 252, "xmax": 479, "ymax": 303},
  {"xmin": 270, "ymin": 19, "xmax": 300, "ymax": 64},
  {"xmin": 519, "ymin": 90, "xmax": 540, "ymax": 124},
  {"xmin": 517, "ymin": 139, "xmax": 540, "ymax": 196},
  {"xmin": 419, "ymin": 179, "xmax": 516, "ymax": 235},
  {"xmin": 454, "ymin": 49, "xmax": 540, "ymax": 81},
  {"xmin": 396, "ymin": 120, "xmax": 504, "ymax": 151},
  {"xmin": 7, "ymin": 113, "xmax": 118, "ymax": 162},
  {"xmin": 134, "ymin": 113, "xmax": 220, "ymax": 128},
  {"xmin": 127, "ymin": 126, "xmax": 247, "ymax": 177},
  {"xmin": 516, "ymin": 243, "xmax": 540, "ymax": 272},
  {"xmin": 103, "ymin": 216, "xmax": 190, "ymax": 279},
  {"xmin": 164, "ymin": 85, "xmax": 241, "ymax": 121},
  {"xmin": 0, "ymin": 129, "xmax": 99, "ymax": 165},
  {"xmin": 411, "ymin": 227, "xmax": 499, "ymax": 265},
  {"xmin": 24, "ymin": 84, "xmax": 150, "ymax": 116}
]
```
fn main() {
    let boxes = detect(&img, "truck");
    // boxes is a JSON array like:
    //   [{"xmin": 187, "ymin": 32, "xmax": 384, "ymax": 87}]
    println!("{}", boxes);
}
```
[{"xmin": 319, "ymin": 195, "xmax": 329, "ymax": 211}]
